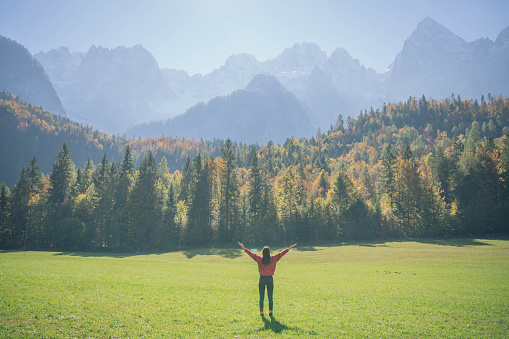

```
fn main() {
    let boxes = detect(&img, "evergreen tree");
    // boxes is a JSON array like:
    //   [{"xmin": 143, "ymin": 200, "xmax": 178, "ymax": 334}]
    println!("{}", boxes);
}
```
[
  {"xmin": 92, "ymin": 153, "xmax": 114, "ymax": 248},
  {"xmin": 186, "ymin": 154, "xmax": 213, "ymax": 246},
  {"xmin": 394, "ymin": 152, "xmax": 423, "ymax": 236},
  {"xmin": 464, "ymin": 141, "xmax": 503, "ymax": 234},
  {"xmin": 10, "ymin": 157, "xmax": 44, "ymax": 249},
  {"xmin": 11, "ymin": 166, "xmax": 30, "ymax": 248},
  {"xmin": 500, "ymin": 133, "xmax": 509, "ymax": 193},
  {"xmin": 218, "ymin": 139, "xmax": 240, "ymax": 244},
  {"xmin": 261, "ymin": 179, "xmax": 278, "ymax": 244},
  {"xmin": 381, "ymin": 144, "xmax": 397, "ymax": 208},
  {"xmin": 48, "ymin": 143, "xmax": 75, "ymax": 206},
  {"xmin": 316, "ymin": 169, "xmax": 329, "ymax": 199},
  {"xmin": 121, "ymin": 145, "xmax": 134, "ymax": 174},
  {"xmin": 248, "ymin": 153, "xmax": 263, "ymax": 219},
  {"xmin": 328, "ymin": 169, "xmax": 355, "ymax": 239},
  {"xmin": 0, "ymin": 182, "xmax": 11, "ymax": 248},
  {"xmin": 500, "ymin": 133, "xmax": 509, "ymax": 234},
  {"xmin": 429, "ymin": 147, "xmax": 454, "ymax": 206},
  {"xmin": 179, "ymin": 156, "xmax": 193, "ymax": 203},
  {"xmin": 420, "ymin": 167, "xmax": 449, "ymax": 236},
  {"xmin": 127, "ymin": 151, "xmax": 159, "ymax": 251},
  {"xmin": 248, "ymin": 152, "xmax": 264, "ymax": 242},
  {"xmin": 113, "ymin": 145, "xmax": 134, "ymax": 249},
  {"xmin": 79, "ymin": 157, "xmax": 95, "ymax": 194},
  {"xmin": 164, "ymin": 182, "xmax": 178, "ymax": 249},
  {"xmin": 47, "ymin": 143, "xmax": 76, "ymax": 249},
  {"xmin": 276, "ymin": 166, "xmax": 300, "ymax": 244}
]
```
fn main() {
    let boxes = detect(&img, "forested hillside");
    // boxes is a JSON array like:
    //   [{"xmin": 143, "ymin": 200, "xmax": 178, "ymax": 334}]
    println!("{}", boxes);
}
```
[
  {"xmin": 0, "ymin": 91, "xmax": 221, "ymax": 186},
  {"xmin": 1, "ymin": 92, "xmax": 508, "ymax": 251}
]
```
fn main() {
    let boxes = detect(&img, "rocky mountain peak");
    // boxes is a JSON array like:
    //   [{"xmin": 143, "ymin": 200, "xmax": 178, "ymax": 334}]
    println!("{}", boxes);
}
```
[
  {"xmin": 268, "ymin": 42, "xmax": 327, "ymax": 73},
  {"xmin": 406, "ymin": 16, "xmax": 467, "ymax": 52},
  {"xmin": 494, "ymin": 26, "xmax": 509, "ymax": 49},
  {"xmin": 225, "ymin": 53, "xmax": 259, "ymax": 68},
  {"xmin": 246, "ymin": 74, "xmax": 285, "ymax": 94}
]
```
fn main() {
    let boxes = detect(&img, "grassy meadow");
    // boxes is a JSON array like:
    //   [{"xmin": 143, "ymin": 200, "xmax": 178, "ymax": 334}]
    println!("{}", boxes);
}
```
[{"xmin": 1, "ymin": 239, "xmax": 508, "ymax": 338}]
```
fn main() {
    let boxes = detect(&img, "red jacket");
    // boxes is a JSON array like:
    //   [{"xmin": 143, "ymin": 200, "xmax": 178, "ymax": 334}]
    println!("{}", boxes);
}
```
[{"xmin": 244, "ymin": 247, "xmax": 290, "ymax": 276}]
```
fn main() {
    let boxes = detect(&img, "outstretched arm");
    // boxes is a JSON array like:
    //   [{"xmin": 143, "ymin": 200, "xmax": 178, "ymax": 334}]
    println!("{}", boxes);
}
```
[
  {"xmin": 273, "ymin": 244, "xmax": 297, "ymax": 261},
  {"xmin": 239, "ymin": 242, "xmax": 259, "ymax": 261}
]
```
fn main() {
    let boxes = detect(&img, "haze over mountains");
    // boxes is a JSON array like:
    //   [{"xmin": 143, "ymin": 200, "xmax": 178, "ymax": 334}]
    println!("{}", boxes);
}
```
[
  {"xmin": 1, "ymin": 17, "xmax": 508, "ymax": 144},
  {"xmin": 127, "ymin": 74, "xmax": 316, "ymax": 144},
  {"xmin": 0, "ymin": 36, "xmax": 65, "ymax": 117}
]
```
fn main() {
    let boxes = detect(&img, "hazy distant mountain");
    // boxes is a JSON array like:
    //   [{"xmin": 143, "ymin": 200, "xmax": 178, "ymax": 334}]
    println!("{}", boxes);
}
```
[
  {"xmin": 32, "ymin": 17, "xmax": 509, "ymax": 139},
  {"xmin": 266, "ymin": 42, "xmax": 327, "ymax": 74},
  {"xmin": 126, "ymin": 74, "xmax": 316, "ymax": 144},
  {"xmin": 35, "ymin": 45, "xmax": 175, "ymax": 133},
  {"xmin": 0, "ymin": 36, "xmax": 65, "ymax": 116},
  {"xmin": 384, "ymin": 17, "xmax": 509, "ymax": 101},
  {"xmin": 295, "ymin": 66, "xmax": 356, "ymax": 130},
  {"xmin": 34, "ymin": 42, "xmax": 368, "ymax": 134}
]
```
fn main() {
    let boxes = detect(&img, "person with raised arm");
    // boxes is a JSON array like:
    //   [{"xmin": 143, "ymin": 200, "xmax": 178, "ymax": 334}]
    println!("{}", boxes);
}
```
[{"xmin": 238, "ymin": 242, "xmax": 297, "ymax": 317}]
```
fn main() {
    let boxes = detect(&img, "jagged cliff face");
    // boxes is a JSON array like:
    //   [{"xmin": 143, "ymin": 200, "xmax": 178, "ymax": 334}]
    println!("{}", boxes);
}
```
[
  {"xmin": 385, "ymin": 17, "xmax": 509, "ymax": 101},
  {"xmin": 33, "ymin": 17, "xmax": 509, "ymax": 139},
  {"xmin": 0, "ymin": 36, "xmax": 66, "ymax": 116},
  {"xmin": 472, "ymin": 26, "xmax": 509, "ymax": 96},
  {"xmin": 35, "ymin": 41, "xmax": 382, "ymax": 134},
  {"xmin": 385, "ymin": 17, "xmax": 471, "ymax": 99},
  {"xmin": 35, "ymin": 45, "xmax": 172, "ymax": 132}
]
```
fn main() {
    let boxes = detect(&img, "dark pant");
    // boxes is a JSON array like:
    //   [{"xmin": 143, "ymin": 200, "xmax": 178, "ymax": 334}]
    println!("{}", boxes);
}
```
[{"xmin": 259, "ymin": 275, "xmax": 274, "ymax": 311}]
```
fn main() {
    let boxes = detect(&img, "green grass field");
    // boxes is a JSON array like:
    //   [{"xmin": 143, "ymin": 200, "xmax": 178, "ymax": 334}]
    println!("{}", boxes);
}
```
[{"xmin": 1, "ymin": 239, "xmax": 508, "ymax": 338}]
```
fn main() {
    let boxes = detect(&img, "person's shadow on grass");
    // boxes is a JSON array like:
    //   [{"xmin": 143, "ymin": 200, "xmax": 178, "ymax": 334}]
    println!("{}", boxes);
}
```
[{"xmin": 261, "ymin": 315, "xmax": 290, "ymax": 334}]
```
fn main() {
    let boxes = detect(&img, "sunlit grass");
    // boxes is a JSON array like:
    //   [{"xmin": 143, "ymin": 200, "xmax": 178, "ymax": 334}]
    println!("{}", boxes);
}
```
[{"xmin": 1, "ymin": 239, "xmax": 508, "ymax": 338}]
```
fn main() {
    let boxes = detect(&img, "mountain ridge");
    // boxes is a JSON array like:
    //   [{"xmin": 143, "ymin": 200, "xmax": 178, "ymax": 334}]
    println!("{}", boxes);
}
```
[
  {"xmin": 126, "ymin": 74, "xmax": 315, "ymax": 144},
  {"xmin": 0, "ymin": 35, "xmax": 66, "ymax": 117},
  {"xmin": 28, "ymin": 17, "xmax": 509, "ymax": 141}
]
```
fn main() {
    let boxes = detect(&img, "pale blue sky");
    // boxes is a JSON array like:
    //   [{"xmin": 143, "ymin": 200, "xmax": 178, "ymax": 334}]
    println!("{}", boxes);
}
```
[{"xmin": 1, "ymin": 0, "xmax": 508, "ymax": 75}]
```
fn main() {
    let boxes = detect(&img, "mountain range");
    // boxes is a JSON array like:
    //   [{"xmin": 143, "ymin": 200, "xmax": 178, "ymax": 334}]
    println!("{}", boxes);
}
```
[
  {"xmin": 1, "ymin": 17, "xmax": 508, "ymax": 144},
  {"xmin": 127, "ymin": 74, "xmax": 316, "ymax": 144}
]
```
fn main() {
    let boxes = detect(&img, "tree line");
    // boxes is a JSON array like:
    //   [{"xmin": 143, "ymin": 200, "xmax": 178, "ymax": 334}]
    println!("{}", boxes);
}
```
[{"xmin": 1, "ymin": 94, "xmax": 508, "ymax": 251}]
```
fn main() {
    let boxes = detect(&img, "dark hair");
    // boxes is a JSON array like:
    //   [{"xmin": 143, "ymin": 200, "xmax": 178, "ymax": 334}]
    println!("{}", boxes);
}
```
[{"xmin": 261, "ymin": 246, "xmax": 271, "ymax": 266}]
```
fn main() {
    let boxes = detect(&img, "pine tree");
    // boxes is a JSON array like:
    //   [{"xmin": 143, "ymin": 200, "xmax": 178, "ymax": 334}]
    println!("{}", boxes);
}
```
[
  {"xmin": 394, "ymin": 152, "xmax": 423, "ymax": 236},
  {"xmin": 186, "ymin": 154, "xmax": 213, "ymax": 246},
  {"xmin": 127, "ymin": 151, "xmax": 159, "ymax": 251},
  {"xmin": 261, "ymin": 179, "xmax": 278, "ymax": 244},
  {"xmin": 47, "ymin": 143, "xmax": 76, "ymax": 249},
  {"xmin": 248, "ymin": 152, "xmax": 264, "ymax": 242},
  {"xmin": 165, "ymin": 182, "xmax": 178, "ymax": 249},
  {"xmin": 429, "ymin": 147, "xmax": 454, "ymax": 206},
  {"xmin": 465, "ymin": 141, "xmax": 503, "ymax": 234},
  {"xmin": 328, "ymin": 169, "xmax": 355, "ymax": 240},
  {"xmin": 92, "ymin": 153, "xmax": 113, "ymax": 248},
  {"xmin": 500, "ymin": 133, "xmax": 509, "ymax": 233},
  {"xmin": 121, "ymin": 145, "xmax": 134, "ymax": 175},
  {"xmin": 48, "ymin": 143, "xmax": 75, "ymax": 207},
  {"xmin": 317, "ymin": 169, "xmax": 329, "ymax": 199},
  {"xmin": 11, "ymin": 166, "xmax": 30, "ymax": 248},
  {"xmin": 179, "ymin": 156, "xmax": 193, "ymax": 203},
  {"xmin": 0, "ymin": 182, "xmax": 11, "ymax": 248},
  {"xmin": 218, "ymin": 139, "xmax": 240, "ymax": 244},
  {"xmin": 248, "ymin": 153, "xmax": 262, "ymax": 219},
  {"xmin": 381, "ymin": 144, "xmax": 397, "ymax": 209},
  {"xmin": 111, "ymin": 146, "xmax": 134, "ymax": 250},
  {"xmin": 276, "ymin": 166, "xmax": 300, "ymax": 244},
  {"xmin": 10, "ymin": 158, "xmax": 46, "ymax": 249}
]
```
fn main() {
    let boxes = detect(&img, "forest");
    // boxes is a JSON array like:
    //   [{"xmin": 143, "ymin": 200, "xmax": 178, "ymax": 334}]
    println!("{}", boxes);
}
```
[{"xmin": 0, "ymin": 92, "xmax": 508, "ymax": 251}]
